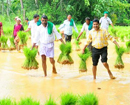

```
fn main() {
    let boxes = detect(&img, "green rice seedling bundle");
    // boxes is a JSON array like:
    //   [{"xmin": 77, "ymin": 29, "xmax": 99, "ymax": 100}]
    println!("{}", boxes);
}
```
[
  {"xmin": 60, "ymin": 93, "xmax": 77, "ymax": 105},
  {"xmin": 73, "ymin": 31, "xmax": 78, "ymax": 39},
  {"xmin": 0, "ymin": 98, "xmax": 16, "ymax": 105},
  {"xmin": 110, "ymin": 28, "xmax": 118, "ymax": 39},
  {"xmin": 57, "ymin": 42, "xmax": 74, "ymax": 64},
  {"xmin": 78, "ymin": 48, "xmax": 91, "ymax": 72},
  {"xmin": 114, "ymin": 46, "xmax": 125, "ymax": 69},
  {"xmin": 18, "ymin": 97, "xmax": 40, "ymax": 105},
  {"xmin": 77, "ymin": 93, "xmax": 98, "ymax": 105},
  {"xmin": 9, "ymin": 37, "xmax": 16, "ymax": 50},
  {"xmin": 17, "ymin": 31, "xmax": 28, "ymax": 48},
  {"xmin": 120, "ymin": 34, "xmax": 125, "ymax": 42},
  {"xmin": 0, "ymin": 36, "xmax": 9, "ymax": 50},
  {"xmin": 44, "ymin": 97, "xmax": 57, "ymax": 105},
  {"xmin": 3, "ymin": 27, "xmax": 12, "ymax": 35},
  {"xmin": 126, "ymin": 41, "xmax": 130, "ymax": 53},
  {"xmin": 22, "ymin": 47, "xmax": 38, "ymax": 70},
  {"xmin": 75, "ymin": 39, "xmax": 81, "ymax": 51}
]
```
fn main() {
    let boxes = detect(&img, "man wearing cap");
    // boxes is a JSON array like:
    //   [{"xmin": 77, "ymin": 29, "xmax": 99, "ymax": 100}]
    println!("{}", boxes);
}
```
[
  {"xmin": 99, "ymin": 11, "xmax": 114, "ymax": 30},
  {"xmin": 32, "ymin": 15, "xmax": 65, "ymax": 77},
  {"xmin": 58, "ymin": 15, "xmax": 78, "ymax": 42},
  {"xmin": 25, "ymin": 14, "xmax": 40, "ymax": 47},
  {"xmin": 77, "ymin": 17, "xmax": 93, "ymax": 51}
]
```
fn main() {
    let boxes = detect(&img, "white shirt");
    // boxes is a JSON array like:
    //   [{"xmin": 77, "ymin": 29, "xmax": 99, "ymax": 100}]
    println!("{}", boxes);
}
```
[
  {"xmin": 99, "ymin": 17, "xmax": 112, "ymax": 30},
  {"xmin": 58, "ymin": 19, "xmax": 78, "ymax": 35},
  {"xmin": 28, "ymin": 20, "xmax": 38, "ymax": 39},
  {"xmin": 81, "ymin": 22, "xmax": 89, "ymax": 38},
  {"xmin": 34, "ymin": 24, "xmax": 62, "ymax": 44}
]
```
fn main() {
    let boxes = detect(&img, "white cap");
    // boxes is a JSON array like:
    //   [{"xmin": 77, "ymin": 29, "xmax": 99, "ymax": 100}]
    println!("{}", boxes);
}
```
[
  {"xmin": 15, "ymin": 16, "xmax": 19, "ymax": 19},
  {"xmin": 17, "ymin": 18, "xmax": 21, "ymax": 21}
]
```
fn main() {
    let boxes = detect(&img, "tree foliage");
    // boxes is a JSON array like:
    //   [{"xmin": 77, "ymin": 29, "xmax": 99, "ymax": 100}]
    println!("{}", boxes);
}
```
[{"xmin": 0, "ymin": 0, "xmax": 130, "ymax": 25}]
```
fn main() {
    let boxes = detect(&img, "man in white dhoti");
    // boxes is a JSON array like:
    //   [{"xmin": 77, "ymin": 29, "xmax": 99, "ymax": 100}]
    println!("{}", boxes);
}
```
[{"xmin": 32, "ymin": 15, "xmax": 65, "ymax": 77}]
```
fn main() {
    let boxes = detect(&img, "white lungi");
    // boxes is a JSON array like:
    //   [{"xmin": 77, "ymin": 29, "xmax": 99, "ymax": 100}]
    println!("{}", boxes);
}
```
[{"xmin": 40, "ymin": 42, "xmax": 54, "ymax": 58}]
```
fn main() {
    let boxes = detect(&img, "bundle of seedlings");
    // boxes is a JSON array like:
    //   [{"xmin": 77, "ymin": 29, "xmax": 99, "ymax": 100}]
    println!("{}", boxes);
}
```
[
  {"xmin": 57, "ymin": 42, "xmax": 74, "ymax": 64},
  {"xmin": 77, "ymin": 93, "xmax": 98, "ymax": 105},
  {"xmin": 18, "ymin": 97, "xmax": 40, "ymax": 105},
  {"xmin": 0, "ymin": 98, "xmax": 16, "ymax": 105},
  {"xmin": 126, "ymin": 41, "xmax": 130, "ymax": 53},
  {"xmin": 17, "ymin": 31, "xmax": 28, "ymax": 49},
  {"xmin": 114, "ymin": 46, "xmax": 125, "ymax": 69},
  {"xmin": 60, "ymin": 93, "xmax": 77, "ymax": 105},
  {"xmin": 0, "ymin": 36, "xmax": 9, "ymax": 50},
  {"xmin": 22, "ymin": 47, "xmax": 39, "ymax": 70},
  {"xmin": 78, "ymin": 48, "xmax": 91, "ymax": 72},
  {"xmin": 9, "ymin": 37, "xmax": 16, "ymax": 51},
  {"xmin": 120, "ymin": 34, "xmax": 125, "ymax": 42},
  {"xmin": 44, "ymin": 97, "xmax": 57, "ymax": 105},
  {"xmin": 75, "ymin": 39, "xmax": 81, "ymax": 51},
  {"xmin": 111, "ymin": 28, "xmax": 118, "ymax": 39}
]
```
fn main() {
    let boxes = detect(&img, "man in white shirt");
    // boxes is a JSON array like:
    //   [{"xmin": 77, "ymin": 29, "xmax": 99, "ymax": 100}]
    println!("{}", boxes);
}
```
[
  {"xmin": 58, "ymin": 15, "xmax": 78, "ymax": 42},
  {"xmin": 77, "ymin": 17, "xmax": 93, "ymax": 51},
  {"xmin": 77, "ymin": 17, "xmax": 92, "ymax": 40},
  {"xmin": 25, "ymin": 14, "xmax": 39, "ymax": 48},
  {"xmin": 99, "ymin": 11, "xmax": 114, "ymax": 30},
  {"xmin": 32, "ymin": 15, "xmax": 65, "ymax": 77}
]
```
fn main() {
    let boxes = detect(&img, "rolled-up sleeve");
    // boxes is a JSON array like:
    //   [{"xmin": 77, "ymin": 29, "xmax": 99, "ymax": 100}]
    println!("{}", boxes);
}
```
[
  {"xmin": 73, "ymin": 22, "xmax": 78, "ymax": 33},
  {"xmin": 85, "ymin": 32, "xmax": 92, "ymax": 46},
  {"xmin": 108, "ymin": 18, "xmax": 112, "ymax": 24},
  {"xmin": 53, "ymin": 25, "xmax": 62, "ymax": 40},
  {"xmin": 99, "ymin": 18, "xmax": 102, "ymax": 23},
  {"xmin": 58, "ymin": 21, "xmax": 65, "ymax": 30},
  {"xmin": 81, "ymin": 24, "xmax": 85, "ymax": 32}
]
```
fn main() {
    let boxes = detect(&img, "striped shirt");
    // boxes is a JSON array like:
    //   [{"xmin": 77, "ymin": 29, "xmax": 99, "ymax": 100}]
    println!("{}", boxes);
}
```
[{"xmin": 85, "ymin": 28, "xmax": 115, "ymax": 49}]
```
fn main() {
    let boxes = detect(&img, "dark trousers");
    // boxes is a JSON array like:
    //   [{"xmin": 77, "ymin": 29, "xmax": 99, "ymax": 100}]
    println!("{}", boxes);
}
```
[
  {"xmin": 92, "ymin": 46, "xmax": 108, "ymax": 66},
  {"xmin": 64, "ymin": 34, "xmax": 72, "ymax": 42}
]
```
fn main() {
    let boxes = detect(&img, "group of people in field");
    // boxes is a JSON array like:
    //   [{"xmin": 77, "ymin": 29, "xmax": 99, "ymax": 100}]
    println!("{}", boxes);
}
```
[{"xmin": 0, "ymin": 11, "xmax": 120, "ymax": 80}]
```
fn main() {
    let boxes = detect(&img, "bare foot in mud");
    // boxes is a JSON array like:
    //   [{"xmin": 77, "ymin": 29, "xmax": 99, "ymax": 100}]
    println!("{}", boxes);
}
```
[
  {"xmin": 110, "ymin": 75, "xmax": 116, "ymax": 79},
  {"xmin": 44, "ymin": 75, "xmax": 47, "ymax": 77},
  {"xmin": 52, "ymin": 67, "xmax": 57, "ymax": 74}
]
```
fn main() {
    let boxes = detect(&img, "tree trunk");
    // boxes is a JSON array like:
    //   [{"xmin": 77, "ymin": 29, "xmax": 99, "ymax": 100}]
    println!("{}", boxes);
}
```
[
  {"xmin": 2, "ymin": 0, "xmax": 4, "ymax": 15},
  {"xmin": 60, "ymin": 0, "xmax": 63, "ymax": 11},
  {"xmin": 7, "ymin": 0, "xmax": 9, "ymax": 16},
  {"xmin": 35, "ymin": 0, "xmax": 39, "ymax": 8},
  {"xmin": 20, "ymin": 0, "xmax": 25, "ymax": 21}
]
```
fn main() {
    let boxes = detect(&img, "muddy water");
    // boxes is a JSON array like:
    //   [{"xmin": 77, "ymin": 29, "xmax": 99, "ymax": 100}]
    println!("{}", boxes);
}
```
[{"xmin": 0, "ymin": 39, "xmax": 130, "ymax": 105}]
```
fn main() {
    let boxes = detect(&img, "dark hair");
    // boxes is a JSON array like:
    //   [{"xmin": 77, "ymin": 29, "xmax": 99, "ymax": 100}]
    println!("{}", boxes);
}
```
[
  {"xmin": 26, "ymin": 18, "xmax": 29, "ymax": 21},
  {"xmin": 93, "ymin": 19, "xmax": 99, "ymax": 24},
  {"xmin": 42, "ymin": 15, "xmax": 48, "ymax": 19},
  {"xmin": 85, "ymin": 17, "xmax": 90, "ymax": 21},
  {"xmin": 33, "ymin": 14, "xmax": 39, "ymax": 18}
]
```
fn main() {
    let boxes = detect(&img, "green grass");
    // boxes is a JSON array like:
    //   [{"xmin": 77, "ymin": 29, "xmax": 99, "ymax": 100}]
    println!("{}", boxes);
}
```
[
  {"xmin": 0, "ymin": 93, "xmax": 99, "ymax": 105},
  {"xmin": 0, "ymin": 98, "xmax": 16, "ymax": 105},
  {"xmin": 77, "ymin": 93, "xmax": 98, "ymax": 105},
  {"xmin": 60, "ymin": 93, "xmax": 78, "ymax": 105},
  {"xmin": 18, "ymin": 97, "xmax": 40, "ymax": 105},
  {"xmin": 44, "ymin": 97, "xmax": 57, "ymax": 105}
]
